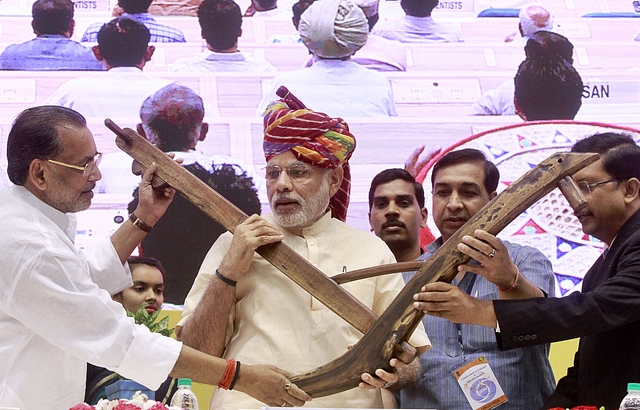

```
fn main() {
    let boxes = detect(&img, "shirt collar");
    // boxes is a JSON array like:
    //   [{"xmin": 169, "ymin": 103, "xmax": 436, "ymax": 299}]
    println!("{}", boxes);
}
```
[
  {"xmin": 205, "ymin": 50, "xmax": 246, "ymax": 62},
  {"xmin": 107, "ymin": 66, "xmax": 143, "ymax": 73},
  {"xmin": 10, "ymin": 185, "xmax": 76, "ymax": 241}
]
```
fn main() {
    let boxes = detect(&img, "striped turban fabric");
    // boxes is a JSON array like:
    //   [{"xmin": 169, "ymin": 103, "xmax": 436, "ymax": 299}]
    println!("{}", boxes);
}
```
[{"xmin": 263, "ymin": 100, "xmax": 356, "ymax": 222}]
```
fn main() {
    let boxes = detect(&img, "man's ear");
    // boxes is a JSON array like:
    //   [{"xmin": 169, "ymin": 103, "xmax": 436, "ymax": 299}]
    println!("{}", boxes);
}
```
[
  {"xmin": 420, "ymin": 207, "xmax": 428, "ymax": 228},
  {"xmin": 31, "ymin": 20, "xmax": 40, "ymax": 36},
  {"xmin": 327, "ymin": 165, "xmax": 344, "ymax": 198},
  {"xmin": 489, "ymin": 191, "xmax": 498, "ymax": 200},
  {"xmin": 514, "ymin": 97, "xmax": 527, "ymax": 121},
  {"xmin": 28, "ymin": 159, "xmax": 50, "ymax": 191},
  {"xmin": 144, "ymin": 45, "xmax": 155, "ymax": 62},
  {"xmin": 624, "ymin": 178, "xmax": 640, "ymax": 204},
  {"xmin": 136, "ymin": 123, "xmax": 146, "ymax": 137},
  {"xmin": 199, "ymin": 123, "xmax": 209, "ymax": 142},
  {"xmin": 92, "ymin": 45, "xmax": 104, "ymax": 61}
]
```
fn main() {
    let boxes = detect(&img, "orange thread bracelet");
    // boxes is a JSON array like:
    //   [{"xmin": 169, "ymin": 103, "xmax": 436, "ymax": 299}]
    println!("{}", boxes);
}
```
[
  {"xmin": 499, "ymin": 266, "xmax": 520, "ymax": 292},
  {"xmin": 217, "ymin": 359, "xmax": 237, "ymax": 390}
]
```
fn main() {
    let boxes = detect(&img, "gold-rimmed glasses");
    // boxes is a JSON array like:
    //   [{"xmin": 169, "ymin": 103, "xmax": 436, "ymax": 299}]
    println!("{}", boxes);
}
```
[{"xmin": 48, "ymin": 152, "xmax": 102, "ymax": 177}]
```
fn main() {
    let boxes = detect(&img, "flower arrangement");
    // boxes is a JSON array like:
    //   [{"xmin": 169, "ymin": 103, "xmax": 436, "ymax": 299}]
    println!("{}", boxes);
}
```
[{"xmin": 70, "ymin": 391, "xmax": 178, "ymax": 410}]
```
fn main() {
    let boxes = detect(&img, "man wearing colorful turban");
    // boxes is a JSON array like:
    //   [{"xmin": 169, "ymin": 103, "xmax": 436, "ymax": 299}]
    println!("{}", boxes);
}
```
[
  {"xmin": 263, "ymin": 98, "xmax": 355, "ymax": 222},
  {"xmin": 178, "ymin": 95, "xmax": 431, "ymax": 409}
]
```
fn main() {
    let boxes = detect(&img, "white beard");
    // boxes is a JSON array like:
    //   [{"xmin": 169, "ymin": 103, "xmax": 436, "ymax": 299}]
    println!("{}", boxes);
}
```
[{"xmin": 271, "ymin": 178, "xmax": 331, "ymax": 229}]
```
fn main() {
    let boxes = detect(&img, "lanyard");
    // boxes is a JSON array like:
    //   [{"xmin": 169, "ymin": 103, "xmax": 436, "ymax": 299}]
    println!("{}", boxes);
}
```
[{"xmin": 456, "ymin": 273, "xmax": 477, "ymax": 361}]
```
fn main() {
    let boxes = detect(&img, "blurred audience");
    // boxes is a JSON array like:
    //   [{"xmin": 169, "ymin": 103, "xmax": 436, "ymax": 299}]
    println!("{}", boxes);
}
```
[
  {"xmin": 504, "ymin": 4, "xmax": 553, "ymax": 42},
  {"xmin": 45, "ymin": 18, "xmax": 173, "ymax": 118},
  {"xmin": 82, "ymin": 0, "xmax": 186, "ymax": 43},
  {"xmin": 0, "ymin": 0, "xmax": 104, "ymax": 71},
  {"xmin": 244, "ymin": 0, "xmax": 287, "ymax": 17},
  {"xmin": 149, "ymin": 0, "xmax": 201, "ymax": 16},
  {"xmin": 168, "ymin": 0, "xmax": 276, "ymax": 72},
  {"xmin": 471, "ymin": 31, "xmax": 582, "ymax": 119},
  {"xmin": 372, "ymin": 0, "xmax": 463, "ymax": 43},
  {"xmin": 257, "ymin": 0, "xmax": 397, "ymax": 117}
]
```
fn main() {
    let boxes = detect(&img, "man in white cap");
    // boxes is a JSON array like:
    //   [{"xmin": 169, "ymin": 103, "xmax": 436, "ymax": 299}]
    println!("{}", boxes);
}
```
[
  {"xmin": 256, "ymin": 0, "xmax": 398, "ymax": 118},
  {"xmin": 348, "ymin": 0, "xmax": 407, "ymax": 71},
  {"xmin": 504, "ymin": 4, "xmax": 554, "ymax": 42}
]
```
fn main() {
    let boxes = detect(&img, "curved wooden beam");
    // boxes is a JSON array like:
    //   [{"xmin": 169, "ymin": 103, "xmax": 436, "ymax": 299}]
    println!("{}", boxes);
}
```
[{"xmin": 290, "ymin": 151, "xmax": 599, "ymax": 396}]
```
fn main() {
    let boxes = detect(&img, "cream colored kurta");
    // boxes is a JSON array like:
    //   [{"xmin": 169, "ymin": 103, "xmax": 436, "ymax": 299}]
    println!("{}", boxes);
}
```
[{"xmin": 181, "ymin": 212, "xmax": 430, "ymax": 409}]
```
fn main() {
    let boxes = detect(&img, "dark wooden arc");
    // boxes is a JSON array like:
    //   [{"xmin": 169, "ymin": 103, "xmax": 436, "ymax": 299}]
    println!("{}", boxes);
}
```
[
  {"xmin": 104, "ymin": 119, "xmax": 378, "ymax": 334},
  {"xmin": 332, "ymin": 261, "xmax": 424, "ymax": 284},
  {"xmin": 289, "ymin": 151, "xmax": 599, "ymax": 397}
]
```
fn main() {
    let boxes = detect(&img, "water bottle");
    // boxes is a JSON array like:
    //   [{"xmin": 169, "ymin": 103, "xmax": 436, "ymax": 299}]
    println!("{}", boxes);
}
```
[
  {"xmin": 170, "ymin": 378, "xmax": 199, "ymax": 410},
  {"xmin": 620, "ymin": 382, "xmax": 640, "ymax": 410}
]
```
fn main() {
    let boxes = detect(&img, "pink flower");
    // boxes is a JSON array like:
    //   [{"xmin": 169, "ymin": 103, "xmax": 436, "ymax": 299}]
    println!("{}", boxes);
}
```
[
  {"xmin": 148, "ymin": 404, "xmax": 169, "ymax": 410},
  {"xmin": 113, "ymin": 402, "xmax": 141, "ymax": 410},
  {"xmin": 69, "ymin": 404, "xmax": 93, "ymax": 410}
]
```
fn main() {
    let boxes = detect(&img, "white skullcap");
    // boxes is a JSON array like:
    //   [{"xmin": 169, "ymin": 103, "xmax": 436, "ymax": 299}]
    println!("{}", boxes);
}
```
[
  {"xmin": 299, "ymin": 0, "xmax": 369, "ymax": 59},
  {"xmin": 352, "ymin": 0, "xmax": 378, "ymax": 17}
]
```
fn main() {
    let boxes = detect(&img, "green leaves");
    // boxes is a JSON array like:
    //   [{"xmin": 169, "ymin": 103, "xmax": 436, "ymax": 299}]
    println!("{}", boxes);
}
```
[{"xmin": 126, "ymin": 306, "xmax": 175, "ymax": 338}]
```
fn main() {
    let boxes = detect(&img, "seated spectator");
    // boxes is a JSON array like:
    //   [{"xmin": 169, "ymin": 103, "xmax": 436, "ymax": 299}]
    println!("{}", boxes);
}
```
[
  {"xmin": 471, "ymin": 31, "xmax": 581, "ymax": 118},
  {"xmin": 168, "ymin": 0, "xmax": 276, "ymax": 73},
  {"xmin": 45, "ymin": 18, "xmax": 173, "ymax": 118},
  {"xmin": 97, "ymin": 84, "xmax": 265, "ymax": 201},
  {"xmin": 514, "ymin": 44, "xmax": 582, "ymax": 120},
  {"xmin": 149, "ymin": 0, "xmax": 201, "ymax": 16},
  {"xmin": 350, "ymin": 0, "xmax": 406, "ymax": 71},
  {"xmin": 85, "ymin": 257, "xmax": 178, "ymax": 405},
  {"xmin": 128, "ymin": 164, "xmax": 261, "ymax": 305},
  {"xmin": 505, "ymin": 4, "xmax": 554, "ymax": 42},
  {"xmin": 244, "ymin": 0, "xmax": 287, "ymax": 18},
  {"xmin": 265, "ymin": 0, "xmax": 313, "ymax": 44},
  {"xmin": 257, "ymin": 0, "xmax": 397, "ymax": 117},
  {"xmin": 82, "ymin": 0, "xmax": 185, "ymax": 43},
  {"xmin": 0, "ymin": 0, "xmax": 103, "ymax": 71},
  {"xmin": 372, "ymin": 0, "xmax": 463, "ymax": 43}
]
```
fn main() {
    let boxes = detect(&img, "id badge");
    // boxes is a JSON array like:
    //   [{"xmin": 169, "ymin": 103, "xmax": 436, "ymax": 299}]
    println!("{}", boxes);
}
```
[{"xmin": 453, "ymin": 356, "xmax": 507, "ymax": 410}]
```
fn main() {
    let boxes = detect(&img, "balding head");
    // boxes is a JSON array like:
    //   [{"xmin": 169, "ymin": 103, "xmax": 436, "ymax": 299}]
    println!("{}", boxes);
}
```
[
  {"xmin": 519, "ymin": 5, "xmax": 553, "ymax": 38},
  {"xmin": 139, "ymin": 84, "xmax": 207, "ymax": 152}
]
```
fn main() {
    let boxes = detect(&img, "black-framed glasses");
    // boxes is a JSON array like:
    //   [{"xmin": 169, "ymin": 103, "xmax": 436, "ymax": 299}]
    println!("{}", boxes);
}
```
[
  {"xmin": 48, "ymin": 152, "xmax": 102, "ymax": 177},
  {"xmin": 263, "ymin": 164, "xmax": 313, "ymax": 181},
  {"xmin": 576, "ymin": 178, "xmax": 618, "ymax": 195}
]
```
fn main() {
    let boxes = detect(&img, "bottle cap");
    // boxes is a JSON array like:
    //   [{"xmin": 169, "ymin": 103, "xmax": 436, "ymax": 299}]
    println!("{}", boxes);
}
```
[
  {"xmin": 628, "ymin": 382, "xmax": 640, "ymax": 391},
  {"xmin": 177, "ymin": 378, "xmax": 193, "ymax": 387}
]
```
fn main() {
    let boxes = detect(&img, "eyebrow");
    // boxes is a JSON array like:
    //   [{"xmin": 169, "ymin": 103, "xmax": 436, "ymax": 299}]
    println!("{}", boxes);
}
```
[
  {"xmin": 434, "ymin": 181, "xmax": 482, "ymax": 189},
  {"xmin": 373, "ymin": 194, "xmax": 415, "ymax": 202}
]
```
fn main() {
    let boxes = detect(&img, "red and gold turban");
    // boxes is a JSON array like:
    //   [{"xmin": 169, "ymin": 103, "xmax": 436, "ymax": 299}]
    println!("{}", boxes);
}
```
[{"xmin": 263, "ymin": 99, "xmax": 356, "ymax": 222}]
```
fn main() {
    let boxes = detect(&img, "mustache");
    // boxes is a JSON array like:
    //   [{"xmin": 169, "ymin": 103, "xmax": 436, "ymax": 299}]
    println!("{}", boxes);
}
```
[{"xmin": 382, "ymin": 219, "xmax": 406, "ymax": 230}]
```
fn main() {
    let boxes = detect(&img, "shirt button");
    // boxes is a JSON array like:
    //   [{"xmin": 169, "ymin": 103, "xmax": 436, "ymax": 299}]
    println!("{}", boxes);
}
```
[
  {"xmin": 512, "ymin": 336, "xmax": 518, "ymax": 342},
  {"xmin": 524, "ymin": 335, "xmax": 531, "ymax": 341},
  {"xmin": 531, "ymin": 334, "xmax": 537, "ymax": 340},
  {"xmin": 517, "ymin": 335, "xmax": 525, "ymax": 342}
]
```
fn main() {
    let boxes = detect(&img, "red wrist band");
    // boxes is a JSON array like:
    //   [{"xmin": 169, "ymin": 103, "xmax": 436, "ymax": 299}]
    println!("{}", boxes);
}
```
[
  {"xmin": 499, "ymin": 266, "xmax": 520, "ymax": 292},
  {"xmin": 218, "ymin": 359, "xmax": 237, "ymax": 390}
]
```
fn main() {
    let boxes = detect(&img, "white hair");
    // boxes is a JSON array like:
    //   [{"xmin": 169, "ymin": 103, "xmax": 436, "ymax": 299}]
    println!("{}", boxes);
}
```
[{"xmin": 519, "ymin": 4, "xmax": 554, "ymax": 38}]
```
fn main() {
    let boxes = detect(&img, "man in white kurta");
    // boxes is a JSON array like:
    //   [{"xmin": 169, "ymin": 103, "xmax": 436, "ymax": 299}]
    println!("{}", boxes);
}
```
[
  {"xmin": 179, "ymin": 94, "xmax": 430, "ymax": 409},
  {"xmin": 0, "ymin": 105, "xmax": 312, "ymax": 410},
  {"xmin": 0, "ymin": 185, "xmax": 181, "ymax": 410}
]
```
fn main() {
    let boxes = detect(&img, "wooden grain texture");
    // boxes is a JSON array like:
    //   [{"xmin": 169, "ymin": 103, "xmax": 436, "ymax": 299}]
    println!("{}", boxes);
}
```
[
  {"xmin": 105, "ymin": 119, "xmax": 378, "ymax": 334},
  {"xmin": 290, "ymin": 151, "xmax": 600, "ymax": 397}
]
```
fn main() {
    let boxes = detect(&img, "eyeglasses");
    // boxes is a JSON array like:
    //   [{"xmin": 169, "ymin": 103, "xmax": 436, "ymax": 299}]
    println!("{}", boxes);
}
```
[
  {"xmin": 576, "ymin": 178, "xmax": 618, "ymax": 195},
  {"xmin": 263, "ymin": 164, "xmax": 313, "ymax": 181},
  {"xmin": 48, "ymin": 152, "xmax": 102, "ymax": 177}
]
